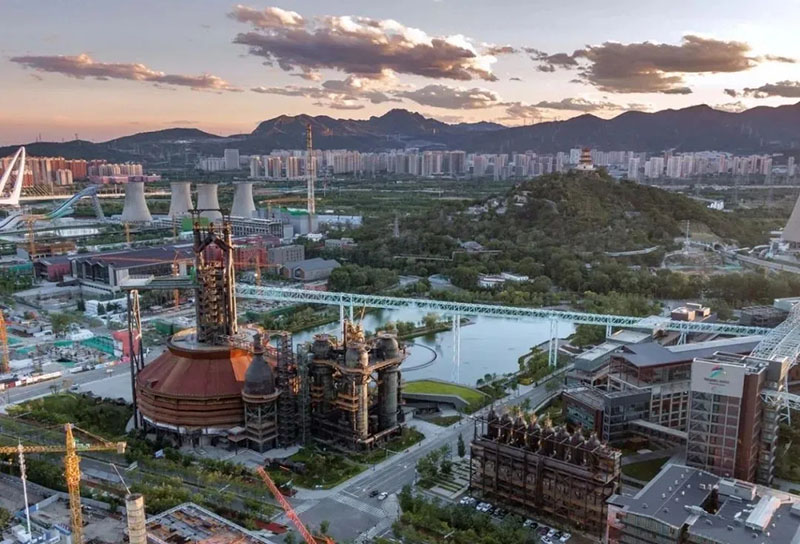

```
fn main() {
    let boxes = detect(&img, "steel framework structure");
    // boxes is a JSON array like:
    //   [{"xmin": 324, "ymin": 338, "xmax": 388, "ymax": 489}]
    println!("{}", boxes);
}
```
[{"xmin": 236, "ymin": 285, "xmax": 769, "ymax": 335}]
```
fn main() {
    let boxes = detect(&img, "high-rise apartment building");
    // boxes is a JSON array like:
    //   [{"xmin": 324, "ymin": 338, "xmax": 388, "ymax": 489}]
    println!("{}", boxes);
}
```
[{"xmin": 224, "ymin": 148, "xmax": 240, "ymax": 170}]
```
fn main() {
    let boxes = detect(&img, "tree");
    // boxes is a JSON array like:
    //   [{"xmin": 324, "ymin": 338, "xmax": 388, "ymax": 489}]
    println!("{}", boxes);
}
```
[
  {"xmin": 319, "ymin": 520, "xmax": 330, "ymax": 535},
  {"xmin": 422, "ymin": 312, "xmax": 440, "ymax": 329},
  {"xmin": 284, "ymin": 532, "xmax": 297, "ymax": 544},
  {"xmin": 457, "ymin": 434, "xmax": 466, "ymax": 458},
  {"xmin": 97, "ymin": 304, "xmax": 106, "ymax": 316}
]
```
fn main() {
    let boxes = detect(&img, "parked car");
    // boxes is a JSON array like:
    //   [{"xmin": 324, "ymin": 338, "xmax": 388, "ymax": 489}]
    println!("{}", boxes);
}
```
[
  {"xmin": 541, "ymin": 537, "xmax": 553, "ymax": 544},
  {"xmin": 523, "ymin": 519, "xmax": 538, "ymax": 529},
  {"xmin": 547, "ymin": 528, "xmax": 557, "ymax": 538},
  {"xmin": 559, "ymin": 533, "xmax": 571, "ymax": 542},
  {"xmin": 377, "ymin": 492, "xmax": 388, "ymax": 501}
]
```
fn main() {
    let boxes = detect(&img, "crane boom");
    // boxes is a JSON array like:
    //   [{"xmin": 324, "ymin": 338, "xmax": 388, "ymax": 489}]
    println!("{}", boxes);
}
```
[
  {"xmin": 0, "ymin": 424, "xmax": 126, "ymax": 544},
  {"xmin": 256, "ymin": 467, "xmax": 331, "ymax": 544}
]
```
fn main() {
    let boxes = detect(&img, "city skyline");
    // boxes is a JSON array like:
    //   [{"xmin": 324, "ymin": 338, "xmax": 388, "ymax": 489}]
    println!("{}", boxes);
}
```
[{"xmin": 2, "ymin": 0, "xmax": 800, "ymax": 144}]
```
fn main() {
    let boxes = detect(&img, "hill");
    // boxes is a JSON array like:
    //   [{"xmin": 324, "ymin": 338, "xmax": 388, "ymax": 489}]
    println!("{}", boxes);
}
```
[
  {"xmin": 462, "ymin": 103, "xmax": 800, "ymax": 153},
  {"xmin": 3, "ymin": 103, "xmax": 800, "ymax": 161}
]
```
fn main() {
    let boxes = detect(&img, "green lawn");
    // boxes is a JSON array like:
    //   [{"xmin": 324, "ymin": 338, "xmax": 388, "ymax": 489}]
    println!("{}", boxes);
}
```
[
  {"xmin": 426, "ymin": 415, "xmax": 463, "ymax": 427},
  {"xmin": 622, "ymin": 458, "xmax": 669, "ymax": 482},
  {"xmin": 403, "ymin": 380, "xmax": 487, "ymax": 413}
]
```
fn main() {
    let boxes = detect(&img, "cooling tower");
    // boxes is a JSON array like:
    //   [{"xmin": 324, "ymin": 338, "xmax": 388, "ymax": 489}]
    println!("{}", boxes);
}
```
[
  {"xmin": 231, "ymin": 182, "xmax": 256, "ymax": 218},
  {"xmin": 120, "ymin": 181, "xmax": 152, "ymax": 223},
  {"xmin": 784, "ymin": 191, "xmax": 800, "ymax": 244},
  {"xmin": 196, "ymin": 183, "xmax": 222, "ymax": 221},
  {"xmin": 125, "ymin": 493, "xmax": 147, "ymax": 544},
  {"xmin": 168, "ymin": 181, "xmax": 192, "ymax": 217}
]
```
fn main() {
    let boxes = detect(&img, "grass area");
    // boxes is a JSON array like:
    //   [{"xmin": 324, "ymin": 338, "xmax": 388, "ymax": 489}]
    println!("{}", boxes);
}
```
[
  {"xmin": 425, "ymin": 415, "xmax": 462, "ymax": 427},
  {"xmin": 6, "ymin": 393, "xmax": 132, "ymax": 438},
  {"xmin": 279, "ymin": 448, "xmax": 366, "ymax": 489},
  {"xmin": 403, "ymin": 380, "xmax": 487, "ymax": 413},
  {"xmin": 353, "ymin": 427, "xmax": 425, "ymax": 464},
  {"xmin": 622, "ymin": 458, "xmax": 669, "ymax": 482}
]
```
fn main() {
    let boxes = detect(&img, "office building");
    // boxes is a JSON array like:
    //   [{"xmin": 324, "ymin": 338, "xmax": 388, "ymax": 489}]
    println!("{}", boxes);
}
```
[{"xmin": 686, "ymin": 352, "xmax": 788, "ymax": 484}]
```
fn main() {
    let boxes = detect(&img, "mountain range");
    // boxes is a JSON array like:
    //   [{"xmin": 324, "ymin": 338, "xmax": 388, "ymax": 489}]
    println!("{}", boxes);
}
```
[{"xmin": 3, "ymin": 103, "xmax": 800, "ymax": 164}]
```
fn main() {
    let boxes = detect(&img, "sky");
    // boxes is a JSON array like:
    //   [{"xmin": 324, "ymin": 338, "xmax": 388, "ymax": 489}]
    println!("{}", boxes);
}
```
[{"xmin": 1, "ymin": 0, "xmax": 800, "ymax": 144}]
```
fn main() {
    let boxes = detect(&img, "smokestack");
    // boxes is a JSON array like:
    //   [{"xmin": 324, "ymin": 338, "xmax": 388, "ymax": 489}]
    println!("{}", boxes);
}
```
[
  {"xmin": 231, "ymin": 182, "xmax": 256, "ymax": 218},
  {"xmin": 120, "ymin": 181, "xmax": 152, "ymax": 223},
  {"xmin": 196, "ymin": 183, "xmax": 222, "ymax": 221},
  {"xmin": 168, "ymin": 181, "xmax": 192, "ymax": 218},
  {"xmin": 125, "ymin": 493, "xmax": 147, "ymax": 544}
]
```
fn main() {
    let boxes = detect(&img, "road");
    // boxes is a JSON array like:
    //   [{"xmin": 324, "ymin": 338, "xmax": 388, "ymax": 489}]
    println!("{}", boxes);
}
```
[{"xmin": 288, "ymin": 381, "xmax": 561, "ymax": 543}]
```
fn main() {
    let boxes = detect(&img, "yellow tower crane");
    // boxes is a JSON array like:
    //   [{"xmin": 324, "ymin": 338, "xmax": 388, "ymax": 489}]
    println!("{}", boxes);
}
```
[{"xmin": 0, "ymin": 424, "xmax": 127, "ymax": 543}]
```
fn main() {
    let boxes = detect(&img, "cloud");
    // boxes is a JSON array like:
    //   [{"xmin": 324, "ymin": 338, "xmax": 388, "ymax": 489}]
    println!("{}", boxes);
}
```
[
  {"xmin": 230, "ymin": 5, "xmax": 497, "ymax": 81},
  {"xmin": 714, "ymin": 101, "xmax": 748, "ymax": 112},
  {"xmin": 252, "ymin": 73, "xmax": 401, "ymax": 106},
  {"xmin": 660, "ymin": 87, "xmax": 692, "ymax": 94},
  {"xmin": 531, "ymin": 35, "xmax": 787, "ymax": 94},
  {"xmin": 762, "ymin": 54, "xmax": 795, "ymax": 63},
  {"xmin": 483, "ymin": 44, "xmax": 517, "ymax": 55},
  {"xmin": 228, "ymin": 5, "xmax": 304, "ymax": 29},
  {"xmin": 724, "ymin": 88, "xmax": 738, "ymax": 97},
  {"xmin": 532, "ymin": 97, "xmax": 622, "ymax": 112},
  {"xmin": 742, "ymin": 80, "xmax": 800, "ymax": 98},
  {"xmin": 395, "ymin": 84, "xmax": 500, "ymax": 109},
  {"xmin": 10, "ymin": 53, "xmax": 240, "ymax": 92},
  {"xmin": 501, "ymin": 102, "xmax": 542, "ymax": 122},
  {"xmin": 313, "ymin": 101, "xmax": 364, "ymax": 110}
]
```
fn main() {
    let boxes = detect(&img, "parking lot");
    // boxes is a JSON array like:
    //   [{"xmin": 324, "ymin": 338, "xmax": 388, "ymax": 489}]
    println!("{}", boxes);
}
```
[{"xmin": 458, "ymin": 495, "xmax": 575, "ymax": 544}]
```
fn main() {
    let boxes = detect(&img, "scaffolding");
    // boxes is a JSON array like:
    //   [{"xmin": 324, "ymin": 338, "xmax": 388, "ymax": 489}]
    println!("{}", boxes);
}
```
[{"xmin": 276, "ymin": 332, "xmax": 298, "ymax": 447}]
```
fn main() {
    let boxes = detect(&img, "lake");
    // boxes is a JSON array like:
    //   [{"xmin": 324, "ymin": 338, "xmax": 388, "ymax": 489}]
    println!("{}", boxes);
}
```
[{"xmin": 291, "ymin": 307, "xmax": 575, "ymax": 386}]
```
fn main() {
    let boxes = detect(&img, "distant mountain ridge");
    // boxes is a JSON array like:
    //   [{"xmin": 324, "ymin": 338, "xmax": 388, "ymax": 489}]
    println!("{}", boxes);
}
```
[{"xmin": 3, "ymin": 103, "xmax": 800, "ymax": 162}]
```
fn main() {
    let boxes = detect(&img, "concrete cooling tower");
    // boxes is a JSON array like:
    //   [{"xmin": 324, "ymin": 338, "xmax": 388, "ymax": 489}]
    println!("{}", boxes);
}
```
[
  {"xmin": 231, "ymin": 182, "xmax": 256, "ymax": 218},
  {"xmin": 120, "ymin": 181, "xmax": 152, "ymax": 223},
  {"xmin": 196, "ymin": 183, "xmax": 222, "ymax": 221},
  {"xmin": 168, "ymin": 181, "xmax": 193, "ymax": 217}
]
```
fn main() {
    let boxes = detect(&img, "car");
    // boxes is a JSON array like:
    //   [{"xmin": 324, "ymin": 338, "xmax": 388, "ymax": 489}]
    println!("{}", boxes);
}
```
[
  {"xmin": 541, "ymin": 537, "xmax": 552, "ymax": 544},
  {"xmin": 369, "ymin": 490, "xmax": 379, "ymax": 498},
  {"xmin": 537, "ymin": 527, "xmax": 549, "ymax": 536},
  {"xmin": 547, "ymin": 529, "xmax": 557, "ymax": 538},
  {"xmin": 523, "ymin": 519, "xmax": 538, "ymax": 529},
  {"xmin": 377, "ymin": 492, "xmax": 388, "ymax": 501},
  {"xmin": 559, "ymin": 533, "xmax": 571, "ymax": 542}
]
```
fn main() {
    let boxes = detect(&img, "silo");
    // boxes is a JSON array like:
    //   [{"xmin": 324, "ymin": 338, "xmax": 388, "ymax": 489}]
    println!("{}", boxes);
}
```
[
  {"xmin": 196, "ymin": 183, "xmax": 222, "ymax": 221},
  {"xmin": 125, "ymin": 493, "xmax": 147, "ymax": 544},
  {"xmin": 231, "ymin": 182, "xmax": 256, "ymax": 218},
  {"xmin": 120, "ymin": 181, "xmax": 152, "ymax": 223},
  {"xmin": 168, "ymin": 181, "xmax": 193, "ymax": 217}
]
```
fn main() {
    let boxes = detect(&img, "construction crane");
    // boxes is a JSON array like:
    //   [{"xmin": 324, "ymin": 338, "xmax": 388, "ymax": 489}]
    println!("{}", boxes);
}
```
[
  {"xmin": 256, "ymin": 467, "xmax": 334, "ymax": 544},
  {"xmin": 171, "ymin": 251, "xmax": 181, "ymax": 309},
  {"xmin": 306, "ymin": 123, "xmax": 315, "ymax": 217},
  {"xmin": 0, "ymin": 423, "xmax": 127, "ymax": 543},
  {"xmin": 0, "ymin": 311, "xmax": 8, "ymax": 374}
]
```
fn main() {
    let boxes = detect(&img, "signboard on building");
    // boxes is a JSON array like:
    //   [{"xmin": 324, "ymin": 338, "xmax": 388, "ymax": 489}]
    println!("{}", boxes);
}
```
[{"xmin": 691, "ymin": 359, "xmax": 746, "ymax": 397}]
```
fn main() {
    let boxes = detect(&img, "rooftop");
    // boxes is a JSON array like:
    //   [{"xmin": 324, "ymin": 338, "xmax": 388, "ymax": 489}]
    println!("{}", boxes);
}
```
[
  {"xmin": 610, "ymin": 463, "xmax": 800, "ymax": 544},
  {"xmin": 615, "ymin": 335, "xmax": 762, "ymax": 368},
  {"xmin": 146, "ymin": 502, "xmax": 272, "ymax": 544}
]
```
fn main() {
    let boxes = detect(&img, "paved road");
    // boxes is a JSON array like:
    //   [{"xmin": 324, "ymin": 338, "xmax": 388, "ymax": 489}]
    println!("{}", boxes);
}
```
[{"xmin": 288, "ymin": 381, "xmax": 561, "ymax": 543}]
